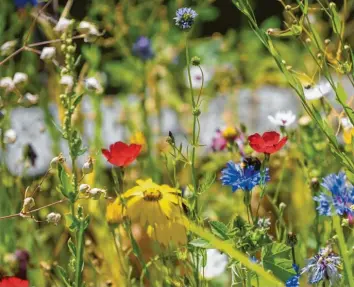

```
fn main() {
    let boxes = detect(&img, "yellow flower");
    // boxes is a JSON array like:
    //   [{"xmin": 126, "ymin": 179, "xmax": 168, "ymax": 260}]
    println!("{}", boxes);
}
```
[
  {"xmin": 130, "ymin": 131, "xmax": 147, "ymax": 152},
  {"xmin": 124, "ymin": 179, "xmax": 187, "ymax": 246},
  {"xmin": 106, "ymin": 198, "xmax": 124, "ymax": 225},
  {"xmin": 221, "ymin": 126, "xmax": 237, "ymax": 140},
  {"xmin": 343, "ymin": 128, "xmax": 354, "ymax": 145}
]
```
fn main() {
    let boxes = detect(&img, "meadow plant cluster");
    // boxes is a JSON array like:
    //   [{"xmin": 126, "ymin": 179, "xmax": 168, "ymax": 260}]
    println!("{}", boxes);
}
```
[{"xmin": 0, "ymin": 0, "xmax": 353, "ymax": 286}]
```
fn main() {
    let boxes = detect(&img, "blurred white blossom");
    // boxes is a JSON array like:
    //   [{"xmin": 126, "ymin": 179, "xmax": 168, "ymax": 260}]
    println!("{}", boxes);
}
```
[
  {"xmin": 60, "ymin": 75, "xmax": 74, "ymax": 88},
  {"xmin": 54, "ymin": 18, "xmax": 72, "ymax": 32},
  {"xmin": 85, "ymin": 77, "xmax": 103, "ymax": 93},
  {"xmin": 46, "ymin": 212, "xmax": 61, "ymax": 225},
  {"xmin": 201, "ymin": 249, "xmax": 228, "ymax": 279},
  {"xmin": 185, "ymin": 65, "xmax": 213, "ymax": 89},
  {"xmin": 13, "ymin": 72, "xmax": 28, "ymax": 85},
  {"xmin": 40, "ymin": 47, "xmax": 56, "ymax": 60},
  {"xmin": 4, "ymin": 129, "xmax": 17, "ymax": 144},
  {"xmin": 0, "ymin": 77, "xmax": 15, "ymax": 91},
  {"xmin": 303, "ymin": 81, "xmax": 332, "ymax": 100},
  {"xmin": 268, "ymin": 110, "xmax": 296, "ymax": 127},
  {"xmin": 78, "ymin": 21, "xmax": 100, "ymax": 42},
  {"xmin": 18, "ymin": 93, "xmax": 39, "ymax": 107},
  {"xmin": 0, "ymin": 40, "xmax": 17, "ymax": 56}
]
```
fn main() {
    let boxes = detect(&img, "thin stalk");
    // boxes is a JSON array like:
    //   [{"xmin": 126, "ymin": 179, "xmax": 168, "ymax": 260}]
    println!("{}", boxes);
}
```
[
  {"xmin": 185, "ymin": 35, "xmax": 199, "ymax": 218},
  {"xmin": 333, "ymin": 216, "xmax": 354, "ymax": 287},
  {"xmin": 74, "ymin": 220, "xmax": 85, "ymax": 287}
]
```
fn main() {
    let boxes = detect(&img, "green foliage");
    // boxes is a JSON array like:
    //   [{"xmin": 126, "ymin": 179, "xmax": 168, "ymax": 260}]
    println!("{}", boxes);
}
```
[{"xmin": 261, "ymin": 243, "xmax": 296, "ymax": 282}]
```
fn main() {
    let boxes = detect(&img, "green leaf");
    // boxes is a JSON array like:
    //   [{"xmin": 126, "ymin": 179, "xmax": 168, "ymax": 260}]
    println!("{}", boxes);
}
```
[
  {"xmin": 329, "ymin": 4, "xmax": 342, "ymax": 34},
  {"xmin": 68, "ymin": 237, "xmax": 76, "ymax": 257},
  {"xmin": 58, "ymin": 164, "xmax": 72, "ymax": 198},
  {"xmin": 209, "ymin": 221, "xmax": 229, "ymax": 240},
  {"xmin": 197, "ymin": 6, "xmax": 220, "ymax": 21},
  {"xmin": 261, "ymin": 243, "xmax": 296, "ymax": 282},
  {"xmin": 54, "ymin": 265, "xmax": 72, "ymax": 287},
  {"xmin": 72, "ymin": 93, "xmax": 84, "ymax": 109},
  {"xmin": 189, "ymin": 238, "xmax": 213, "ymax": 248},
  {"xmin": 336, "ymin": 82, "xmax": 348, "ymax": 103}
]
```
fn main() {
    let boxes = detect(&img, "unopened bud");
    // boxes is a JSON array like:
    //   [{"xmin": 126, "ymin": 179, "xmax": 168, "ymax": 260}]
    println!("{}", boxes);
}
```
[
  {"xmin": 305, "ymin": 38, "xmax": 311, "ymax": 44},
  {"xmin": 82, "ymin": 157, "xmax": 93, "ymax": 174},
  {"xmin": 50, "ymin": 153, "xmax": 66, "ymax": 168},
  {"xmin": 279, "ymin": 202, "xmax": 287, "ymax": 210},
  {"xmin": 286, "ymin": 232, "xmax": 298, "ymax": 247},
  {"xmin": 344, "ymin": 45, "xmax": 350, "ymax": 50},
  {"xmin": 4, "ymin": 129, "xmax": 16, "ymax": 144},
  {"xmin": 46, "ymin": 212, "xmax": 61, "ymax": 225},
  {"xmin": 79, "ymin": 184, "xmax": 91, "ymax": 194},
  {"xmin": 87, "ymin": 188, "xmax": 106, "ymax": 200},
  {"xmin": 285, "ymin": 5, "xmax": 291, "ymax": 11},
  {"xmin": 22, "ymin": 197, "xmax": 35, "ymax": 213},
  {"xmin": 191, "ymin": 56, "xmax": 201, "ymax": 66},
  {"xmin": 324, "ymin": 39, "xmax": 331, "ymax": 45}
]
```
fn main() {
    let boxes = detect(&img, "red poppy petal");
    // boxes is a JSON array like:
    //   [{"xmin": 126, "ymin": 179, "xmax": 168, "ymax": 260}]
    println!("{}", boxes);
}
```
[
  {"xmin": 262, "ymin": 131, "xmax": 280, "ymax": 145},
  {"xmin": 0, "ymin": 277, "xmax": 29, "ymax": 287},
  {"xmin": 248, "ymin": 133, "xmax": 263, "ymax": 144},
  {"xmin": 275, "ymin": 136, "xmax": 288, "ymax": 150},
  {"xmin": 110, "ymin": 141, "xmax": 129, "ymax": 153},
  {"xmin": 101, "ymin": 149, "xmax": 111, "ymax": 160}
]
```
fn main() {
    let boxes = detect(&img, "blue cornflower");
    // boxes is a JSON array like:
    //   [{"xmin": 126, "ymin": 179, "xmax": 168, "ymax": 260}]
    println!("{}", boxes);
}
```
[
  {"xmin": 220, "ymin": 161, "xmax": 270, "ymax": 192},
  {"xmin": 286, "ymin": 264, "xmax": 300, "ymax": 287},
  {"xmin": 174, "ymin": 8, "xmax": 198, "ymax": 30},
  {"xmin": 301, "ymin": 247, "xmax": 341, "ymax": 285},
  {"xmin": 14, "ymin": 0, "xmax": 37, "ymax": 8},
  {"xmin": 132, "ymin": 36, "xmax": 154, "ymax": 61},
  {"xmin": 314, "ymin": 172, "xmax": 354, "ymax": 218}
]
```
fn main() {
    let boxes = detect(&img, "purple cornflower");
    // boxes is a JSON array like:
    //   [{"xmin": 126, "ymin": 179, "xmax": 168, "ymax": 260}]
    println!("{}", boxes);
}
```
[
  {"xmin": 301, "ymin": 247, "xmax": 341, "ymax": 285},
  {"xmin": 220, "ymin": 160, "xmax": 270, "ymax": 192},
  {"xmin": 314, "ymin": 172, "xmax": 354, "ymax": 219},
  {"xmin": 14, "ymin": 0, "xmax": 37, "ymax": 8},
  {"xmin": 132, "ymin": 36, "xmax": 154, "ymax": 61},
  {"xmin": 174, "ymin": 8, "xmax": 198, "ymax": 30}
]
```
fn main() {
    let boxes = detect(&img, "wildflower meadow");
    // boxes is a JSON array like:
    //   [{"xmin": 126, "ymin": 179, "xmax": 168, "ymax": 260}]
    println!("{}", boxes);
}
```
[{"xmin": 1, "ymin": 0, "xmax": 354, "ymax": 286}]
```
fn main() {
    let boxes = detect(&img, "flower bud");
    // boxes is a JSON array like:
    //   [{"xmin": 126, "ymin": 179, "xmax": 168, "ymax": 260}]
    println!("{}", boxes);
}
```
[
  {"xmin": 82, "ymin": 157, "xmax": 93, "ymax": 174},
  {"xmin": 324, "ymin": 39, "xmax": 331, "ymax": 45},
  {"xmin": 40, "ymin": 47, "xmax": 56, "ymax": 61},
  {"xmin": 22, "ymin": 197, "xmax": 35, "ymax": 213},
  {"xmin": 46, "ymin": 212, "xmax": 61, "ymax": 225},
  {"xmin": 279, "ymin": 202, "xmax": 287, "ymax": 211},
  {"xmin": 13, "ymin": 72, "xmax": 28, "ymax": 86},
  {"xmin": 286, "ymin": 232, "xmax": 298, "ymax": 247},
  {"xmin": 79, "ymin": 184, "xmax": 91, "ymax": 194},
  {"xmin": 285, "ymin": 5, "xmax": 291, "ymax": 11},
  {"xmin": 18, "ymin": 93, "xmax": 39, "ymax": 107},
  {"xmin": 191, "ymin": 56, "xmax": 201, "ymax": 66},
  {"xmin": 87, "ymin": 188, "xmax": 106, "ymax": 200},
  {"xmin": 4, "ymin": 129, "xmax": 16, "ymax": 144},
  {"xmin": 50, "ymin": 153, "xmax": 66, "ymax": 168},
  {"xmin": 344, "ymin": 45, "xmax": 350, "ymax": 50}
]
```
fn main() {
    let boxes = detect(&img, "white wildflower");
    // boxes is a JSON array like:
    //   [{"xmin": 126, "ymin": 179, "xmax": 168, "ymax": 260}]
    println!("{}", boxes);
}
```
[
  {"xmin": 84, "ymin": 77, "xmax": 103, "ymax": 93},
  {"xmin": 0, "ymin": 77, "xmax": 15, "ymax": 91},
  {"xmin": 341, "ymin": 117, "xmax": 353, "ymax": 130},
  {"xmin": 184, "ymin": 65, "xmax": 213, "ymax": 89},
  {"xmin": 87, "ymin": 188, "xmax": 106, "ymax": 200},
  {"xmin": 13, "ymin": 72, "xmax": 28, "ymax": 85},
  {"xmin": 18, "ymin": 93, "xmax": 39, "ymax": 107},
  {"xmin": 0, "ymin": 40, "xmax": 17, "ymax": 56},
  {"xmin": 77, "ymin": 21, "xmax": 100, "ymax": 42},
  {"xmin": 4, "ymin": 129, "xmax": 17, "ymax": 144},
  {"xmin": 268, "ymin": 110, "xmax": 296, "ymax": 127},
  {"xmin": 40, "ymin": 47, "xmax": 56, "ymax": 60},
  {"xmin": 22, "ymin": 197, "xmax": 35, "ymax": 213},
  {"xmin": 79, "ymin": 184, "xmax": 91, "ymax": 194},
  {"xmin": 46, "ymin": 212, "xmax": 61, "ymax": 225},
  {"xmin": 60, "ymin": 75, "xmax": 74, "ymax": 88},
  {"xmin": 303, "ymin": 81, "xmax": 332, "ymax": 100},
  {"xmin": 54, "ymin": 18, "xmax": 72, "ymax": 32},
  {"xmin": 201, "ymin": 249, "xmax": 228, "ymax": 279}
]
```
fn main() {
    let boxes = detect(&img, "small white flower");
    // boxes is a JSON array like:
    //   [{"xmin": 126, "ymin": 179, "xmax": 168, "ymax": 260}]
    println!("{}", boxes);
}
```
[
  {"xmin": 184, "ymin": 65, "xmax": 213, "ymax": 89},
  {"xmin": 87, "ymin": 188, "xmax": 106, "ymax": 200},
  {"xmin": 0, "ymin": 40, "xmax": 17, "ymax": 56},
  {"xmin": 79, "ymin": 184, "xmax": 91, "ymax": 193},
  {"xmin": 54, "ymin": 18, "xmax": 72, "ymax": 32},
  {"xmin": 13, "ymin": 72, "xmax": 28, "ymax": 85},
  {"xmin": 303, "ymin": 81, "xmax": 332, "ymax": 100},
  {"xmin": 341, "ymin": 117, "xmax": 353, "ymax": 130},
  {"xmin": 201, "ymin": 249, "xmax": 228, "ymax": 279},
  {"xmin": 50, "ymin": 153, "xmax": 66, "ymax": 168},
  {"xmin": 4, "ymin": 129, "xmax": 17, "ymax": 144},
  {"xmin": 257, "ymin": 217, "xmax": 271, "ymax": 228},
  {"xmin": 268, "ymin": 110, "xmax": 296, "ymax": 127},
  {"xmin": 40, "ymin": 47, "xmax": 56, "ymax": 60},
  {"xmin": 0, "ymin": 77, "xmax": 15, "ymax": 91},
  {"xmin": 77, "ymin": 21, "xmax": 100, "ymax": 42},
  {"xmin": 18, "ymin": 93, "xmax": 39, "ymax": 107},
  {"xmin": 85, "ymin": 77, "xmax": 103, "ymax": 92},
  {"xmin": 60, "ymin": 75, "xmax": 74, "ymax": 88},
  {"xmin": 46, "ymin": 212, "xmax": 61, "ymax": 225}
]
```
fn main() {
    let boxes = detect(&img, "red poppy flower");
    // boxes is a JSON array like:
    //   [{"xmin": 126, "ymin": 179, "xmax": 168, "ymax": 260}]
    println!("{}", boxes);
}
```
[
  {"xmin": 102, "ymin": 141, "xmax": 142, "ymax": 167},
  {"xmin": 0, "ymin": 277, "xmax": 29, "ymax": 287},
  {"xmin": 248, "ymin": 131, "xmax": 287, "ymax": 154}
]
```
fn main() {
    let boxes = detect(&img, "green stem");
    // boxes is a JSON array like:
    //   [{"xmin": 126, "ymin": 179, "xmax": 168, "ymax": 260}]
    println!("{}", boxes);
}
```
[
  {"xmin": 74, "ymin": 220, "xmax": 85, "ymax": 287},
  {"xmin": 185, "ymin": 35, "xmax": 199, "ymax": 219},
  {"xmin": 333, "ymin": 216, "xmax": 354, "ymax": 287}
]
